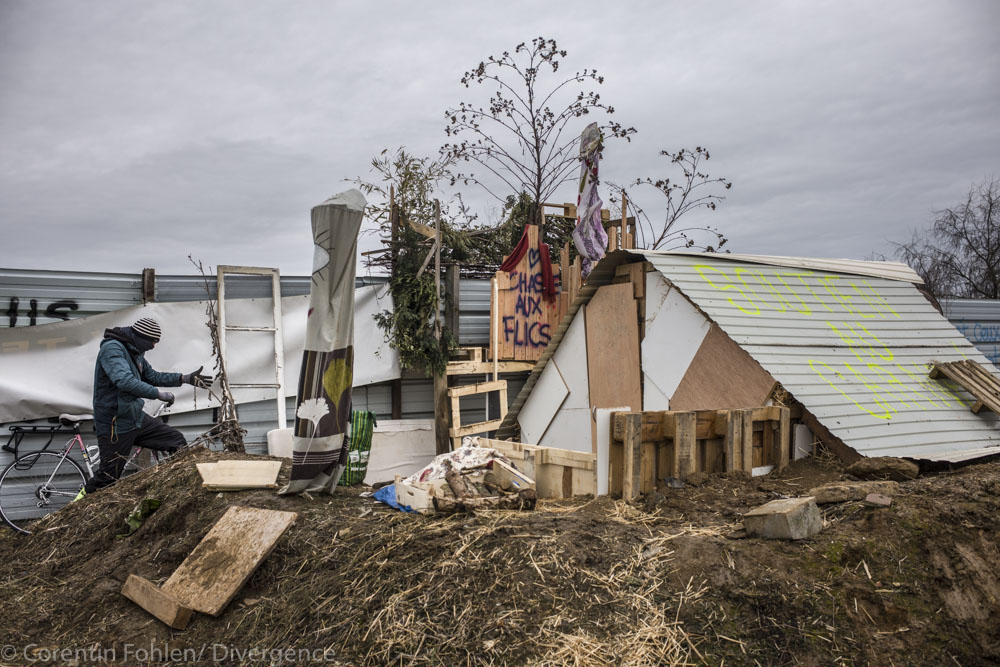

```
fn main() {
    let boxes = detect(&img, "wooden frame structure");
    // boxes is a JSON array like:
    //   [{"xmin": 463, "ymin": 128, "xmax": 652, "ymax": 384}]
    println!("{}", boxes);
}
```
[
  {"xmin": 448, "ymin": 380, "xmax": 508, "ymax": 449},
  {"xmin": 479, "ymin": 438, "xmax": 596, "ymax": 499},
  {"xmin": 611, "ymin": 406, "xmax": 791, "ymax": 500},
  {"xmin": 930, "ymin": 360, "xmax": 1000, "ymax": 414}
]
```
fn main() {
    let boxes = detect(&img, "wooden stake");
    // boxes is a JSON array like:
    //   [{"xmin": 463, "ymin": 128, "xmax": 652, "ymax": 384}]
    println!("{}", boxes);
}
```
[
  {"xmin": 622, "ymin": 412, "xmax": 642, "ymax": 500},
  {"xmin": 433, "ymin": 200, "xmax": 450, "ymax": 454}
]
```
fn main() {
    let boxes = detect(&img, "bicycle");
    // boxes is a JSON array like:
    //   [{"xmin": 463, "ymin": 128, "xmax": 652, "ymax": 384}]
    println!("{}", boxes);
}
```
[{"xmin": 0, "ymin": 408, "xmax": 173, "ymax": 535}]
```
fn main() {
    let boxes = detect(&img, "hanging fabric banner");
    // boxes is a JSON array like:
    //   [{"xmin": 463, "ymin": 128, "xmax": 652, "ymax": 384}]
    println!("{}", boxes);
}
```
[
  {"xmin": 281, "ymin": 189, "xmax": 366, "ymax": 495},
  {"xmin": 571, "ymin": 122, "xmax": 607, "ymax": 278}
]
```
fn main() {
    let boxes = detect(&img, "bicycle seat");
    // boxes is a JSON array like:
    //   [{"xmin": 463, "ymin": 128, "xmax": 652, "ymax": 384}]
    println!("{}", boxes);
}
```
[{"xmin": 59, "ymin": 413, "xmax": 94, "ymax": 426}]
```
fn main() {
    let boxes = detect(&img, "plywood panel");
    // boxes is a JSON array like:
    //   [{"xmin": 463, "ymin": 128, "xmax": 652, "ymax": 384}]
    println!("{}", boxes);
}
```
[
  {"xmin": 586, "ymin": 283, "xmax": 643, "ymax": 455},
  {"xmin": 163, "ymin": 506, "xmax": 297, "ymax": 616},
  {"xmin": 517, "ymin": 360, "xmax": 570, "ymax": 444},
  {"xmin": 196, "ymin": 461, "xmax": 282, "ymax": 490},
  {"xmin": 670, "ymin": 324, "xmax": 776, "ymax": 411}
]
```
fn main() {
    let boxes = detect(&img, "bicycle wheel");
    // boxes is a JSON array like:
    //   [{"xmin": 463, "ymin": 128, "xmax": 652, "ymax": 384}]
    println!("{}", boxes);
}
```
[{"xmin": 0, "ymin": 451, "xmax": 87, "ymax": 535}]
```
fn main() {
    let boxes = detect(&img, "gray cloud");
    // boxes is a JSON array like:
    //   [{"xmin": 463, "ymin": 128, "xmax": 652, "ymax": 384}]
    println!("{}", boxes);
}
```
[{"xmin": 1, "ymin": 0, "xmax": 998, "ymax": 274}]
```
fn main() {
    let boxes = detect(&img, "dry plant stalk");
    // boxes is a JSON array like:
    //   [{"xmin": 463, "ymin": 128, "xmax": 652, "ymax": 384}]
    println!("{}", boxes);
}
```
[{"xmin": 188, "ymin": 255, "xmax": 247, "ymax": 452}]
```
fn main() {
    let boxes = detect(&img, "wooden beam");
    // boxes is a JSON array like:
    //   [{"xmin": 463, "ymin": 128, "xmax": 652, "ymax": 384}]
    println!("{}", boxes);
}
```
[
  {"xmin": 778, "ymin": 406, "xmax": 791, "ymax": 471},
  {"xmin": 674, "ymin": 412, "xmax": 697, "ymax": 479},
  {"xmin": 450, "ymin": 419, "xmax": 504, "ymax": 438},
  {"xmin": 408, "ymin": 219, "xmax": 437, "ymax": 239},
  {"xmin": 448, "ymin": 379, "xmax": 508, "ymax": 398},
  {"xmin": 447, "ymin": 360, "xmax": 534, "ymax": 376},
  {"xmin": 122, "ymin": 575, "xmax": 192, "ymax": 630},
  {"xmin": 622, "ymin": 413, "xmax": 642, "ymax": 500},
  {"xmin": 434, "ymin": 370, "xmax": 450, "ymax": 454},
  {"xmin": 740, "ymin": 409, "xmax": 754, "ymax": 472},
  {"xmin": 724, "ymin": 410, "xmax": 742, "ymax": 472}
]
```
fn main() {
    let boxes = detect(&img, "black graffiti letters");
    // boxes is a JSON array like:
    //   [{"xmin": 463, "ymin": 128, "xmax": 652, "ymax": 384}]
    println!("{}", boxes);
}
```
[{"xmin": 5, "ymin": 298, "xmax": 79, "ymax": 327}]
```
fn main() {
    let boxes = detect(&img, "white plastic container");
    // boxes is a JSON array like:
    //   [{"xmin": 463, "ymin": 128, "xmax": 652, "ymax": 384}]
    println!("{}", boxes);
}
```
[{"xmin": 266, "ymin": 428, "xmax": 294, "ymax": 458}]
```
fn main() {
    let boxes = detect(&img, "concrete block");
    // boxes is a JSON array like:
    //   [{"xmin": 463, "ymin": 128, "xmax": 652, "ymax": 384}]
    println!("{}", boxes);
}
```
[{"xmin": 744, "ymin": 497, "xmax": 823, "ymax": 540}]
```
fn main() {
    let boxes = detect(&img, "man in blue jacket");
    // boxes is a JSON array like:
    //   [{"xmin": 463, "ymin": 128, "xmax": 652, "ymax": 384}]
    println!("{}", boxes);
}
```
[{"xmin": 80, "ymin": 317, "xmax": 212, "ymax": 495}]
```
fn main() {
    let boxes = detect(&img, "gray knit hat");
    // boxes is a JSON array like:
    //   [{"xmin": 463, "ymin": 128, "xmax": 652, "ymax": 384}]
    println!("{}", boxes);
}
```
[{"xmin": 131, "ymin": 317, "xmax": 161, "ymax": 342}]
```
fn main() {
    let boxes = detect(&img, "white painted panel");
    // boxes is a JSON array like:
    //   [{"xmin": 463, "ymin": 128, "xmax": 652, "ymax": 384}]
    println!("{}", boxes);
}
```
[
  {"xmin": 594, "ymin": 406, "xmax": 632, "ymax": 496},
  {"xmin": 364, "ymin": 419, "xmax": 437, "ymax": 484},
  {"xmin": 643, "ymin": 373, "xmax": 670, "ymax": 411},
  {"xmin": 552, "ymin": 309, "xmax": 590, "ymax": 410},
  {"xmin": 517, "ymin": 360, "xmax": 570, "ymax": 444},
  {"xmin": 794, "ymin": 424, "xmax": 814, "ymax": 460},
  {"xmin": 641, "ymin": 272, "xmax": 711, "ymax": 402},
  {"xmin": 538, "ymin": 407, "xmax": 592, "ymax": 453}
]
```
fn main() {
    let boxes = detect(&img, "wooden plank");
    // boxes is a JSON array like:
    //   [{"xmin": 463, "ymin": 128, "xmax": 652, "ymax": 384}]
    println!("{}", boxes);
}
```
[
  {"xmin": 778, "ymin": 406, "xmax": 791, "ymax": 471},
  {"xmin": 762, "ymin": 420, "xmax": 775, "ymax": 466},
  {"xmin": 641, "ymin": 441, "xmax": 656, "ymax": 494},
  {"xmin": 434, "ymin": 370, "xmax": 450, "ymax": 455},
  {"xmin": 447, "ymin": 360, "xmax": 535, "ymax": 375},
  {"xmin": 163, "ymin": 507, "xmax": 297, "ymax": 616},
  {"xmin": 449, "ymin": 419, "xmax": 504, "ymax": 438},
  {"xmin": 621, "ymin": 413, "xmax": 642, "ymax": 500},
  {"xmin": 749, "ymin": 406, "xmax": 783, "ymax": 422},
  {"xmin": 122, "ymin": 575, "xmax": 193, "ymax": 630},
  {"xmin": 448, "ymin": 379, "xmax": 507, "ymax": 398},
  {"xmin": 740, "ymin": 409, "xmax": 754, "ymax": 472},
  {"xmin": 408, "ymin": 220, "xmax": 437, "ymax": 239},
  {"xmin": 196, "ymin": 461, "xmax": 282, "ymax": 490},
  {"xmin": 724, "ymin": 410, "xmax": 741, "ymax": 472},
  {"xmin": 674, "ymin": 412, "xmax": 697, "ymax": 479}
]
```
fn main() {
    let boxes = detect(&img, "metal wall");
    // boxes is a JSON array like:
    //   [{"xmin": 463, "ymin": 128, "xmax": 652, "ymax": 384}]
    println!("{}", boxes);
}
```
[
  {"xmin": 942, "ymin": 298, "xmax": 1000, "ymax": 365},
  {"xmin": 1, "ymin": 268, "xmax": 518, "ymax": 487}
]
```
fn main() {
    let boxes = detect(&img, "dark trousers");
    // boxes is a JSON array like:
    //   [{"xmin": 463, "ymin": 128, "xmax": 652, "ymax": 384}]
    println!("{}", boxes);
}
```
[{"xmin": 84, "ymin": 414, "xmax": 185, "ymax": 493}]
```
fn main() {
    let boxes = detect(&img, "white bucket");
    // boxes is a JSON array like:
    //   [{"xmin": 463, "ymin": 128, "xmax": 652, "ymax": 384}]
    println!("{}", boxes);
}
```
[{"xmin": 266, "ymin": 428, "xmax": 294, "ymax": 458}]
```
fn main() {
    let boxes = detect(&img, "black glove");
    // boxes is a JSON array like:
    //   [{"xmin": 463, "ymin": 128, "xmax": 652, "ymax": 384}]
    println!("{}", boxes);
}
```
[
  {"xmin": 182, "ymin": 365, "xmax": 213, "ymax": 388},
  {"xmin": 157, "ymin": 390, "xmax": 175, "ymax": 406}
]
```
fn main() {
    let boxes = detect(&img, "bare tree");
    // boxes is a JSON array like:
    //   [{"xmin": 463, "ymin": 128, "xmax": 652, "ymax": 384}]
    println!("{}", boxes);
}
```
[
  {"xmin": 896, "ymin": 177, "xmax": 1000, "ymax": 299},
  {"xmin": 612, "ymin": 146, "xmax": 732, "ymax": 251},
  {"xmin": 442, "ymin": 36, "xmax": 635, "ymax": 226}
]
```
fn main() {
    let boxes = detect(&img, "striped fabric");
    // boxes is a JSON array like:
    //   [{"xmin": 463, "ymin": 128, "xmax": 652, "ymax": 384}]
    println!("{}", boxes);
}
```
[{"xmin": 342, "ymin": 410, "xmax": 377, "ymax": 486}]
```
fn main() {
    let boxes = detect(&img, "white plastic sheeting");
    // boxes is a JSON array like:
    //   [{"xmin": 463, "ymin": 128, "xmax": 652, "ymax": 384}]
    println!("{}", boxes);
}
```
[{"xmin": 0, "ymin": 285, "xmax": 398, "ymax": 424}]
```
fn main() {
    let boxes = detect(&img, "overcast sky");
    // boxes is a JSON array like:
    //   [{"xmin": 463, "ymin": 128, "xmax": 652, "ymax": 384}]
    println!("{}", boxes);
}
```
[{"xmin": 1, "ymin": 0, "xmax": 997, "ymax": 277}]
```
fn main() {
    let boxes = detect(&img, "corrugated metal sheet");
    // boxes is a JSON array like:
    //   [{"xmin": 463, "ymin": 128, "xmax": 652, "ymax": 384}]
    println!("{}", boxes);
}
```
[
  {"xmin": 0, "ymin": 268, "xmax": 143, "ymax": 325},
  {"xmin": 663, "ymin": 252, "xmax": 924, "ymax": 284},
  {"xmin": 942, "ymin": 298, "xmax": 1000, "ymax": 366},
  {"xmin": 646, "ymin": 253, "xmax": 1000, "ymax": 462}
]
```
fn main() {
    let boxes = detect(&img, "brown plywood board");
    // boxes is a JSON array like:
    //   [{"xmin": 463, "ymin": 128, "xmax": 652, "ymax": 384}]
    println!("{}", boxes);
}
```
[
  {"xmin": 670, "ymin": 323, "xmax": 776, "ymax": 411},
  {"xmin": 196, "ymin": 461, "xmax": 282, "ymax": 490},
  {"xmin": 163, "ymin": 506, "xmax": 297, "ymax": 616},
  {"xmin": 586, "ymin": 283, "xmax": 643, "ymax": 454}
]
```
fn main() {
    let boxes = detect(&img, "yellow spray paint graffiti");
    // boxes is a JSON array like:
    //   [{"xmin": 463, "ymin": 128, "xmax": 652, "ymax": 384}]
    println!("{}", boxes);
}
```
[{"xmin": 692, "ymin": 263, "xmax": 970, "ymax": 420}]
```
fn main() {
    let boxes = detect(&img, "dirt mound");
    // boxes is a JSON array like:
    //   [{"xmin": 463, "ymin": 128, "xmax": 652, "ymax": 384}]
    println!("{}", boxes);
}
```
[{"xmin": 1, "ymin": 449, "xmax": 998, "ymax": 665}]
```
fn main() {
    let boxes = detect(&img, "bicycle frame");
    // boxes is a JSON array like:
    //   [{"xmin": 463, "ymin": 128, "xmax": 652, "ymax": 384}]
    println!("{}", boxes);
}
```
[{"xmin": 28, "ymin": 433, "xmax": 149, "ymax": 504}]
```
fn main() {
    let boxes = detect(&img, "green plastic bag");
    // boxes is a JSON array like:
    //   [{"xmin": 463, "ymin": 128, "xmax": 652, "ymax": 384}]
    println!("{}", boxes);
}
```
[
  {"xmin": 342, "ymin": 411, "xmax": 377, "ymax": 486},
  {"xmin": 116, "ymin": 498, "xmax": 161, "ymax": 539}
]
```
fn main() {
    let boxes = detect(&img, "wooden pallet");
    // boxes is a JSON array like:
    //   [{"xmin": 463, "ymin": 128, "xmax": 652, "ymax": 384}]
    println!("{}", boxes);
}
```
[
  {"xmin": 480, "ymin": 438, "xmax": 596, "ymax": 498},
  {"xmin": 611, "ymin": 407, "xmax": 791, "ymax": 500},
  {"xmin": 930, "ymin": 360, "xmax": 1000, "ymax": 414}
]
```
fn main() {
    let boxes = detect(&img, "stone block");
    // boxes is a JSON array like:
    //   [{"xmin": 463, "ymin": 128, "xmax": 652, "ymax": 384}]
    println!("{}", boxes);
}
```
[
  {"xmin": 809, "ymin": 480, "xmax": 899, "ymax": 504},
  {"xmin": 846, "ymin": 457, "xmax": 918, "ymax": 481},
  {"xmin": 744, "ymin": 497, "xmax": 823, "ymax": 540},
  {"xmin": 864, "ymin": 493, "xmax": 892, "ymax": 507}
]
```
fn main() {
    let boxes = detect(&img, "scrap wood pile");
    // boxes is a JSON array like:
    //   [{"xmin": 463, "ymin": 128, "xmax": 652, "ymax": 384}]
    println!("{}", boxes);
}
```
[
  {"xmin": 389, "ymin": 443, "xmax": 537, "ymax": 514},
  {"xmin": 1, "ymin": 448, "xmax": 999, "ymax": 665}
]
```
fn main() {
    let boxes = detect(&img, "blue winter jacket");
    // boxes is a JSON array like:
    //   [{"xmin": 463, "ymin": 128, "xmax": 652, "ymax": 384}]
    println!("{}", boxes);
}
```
[{"xmin": 92, "ymin": 327, "xmax": 182, "ymax": 437}]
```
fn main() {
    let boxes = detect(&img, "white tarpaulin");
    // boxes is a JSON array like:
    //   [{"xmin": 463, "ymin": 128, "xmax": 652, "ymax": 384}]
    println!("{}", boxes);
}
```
[{"xmin": 0, "ymin": 285, "xmax": 398, "ymax": 424}]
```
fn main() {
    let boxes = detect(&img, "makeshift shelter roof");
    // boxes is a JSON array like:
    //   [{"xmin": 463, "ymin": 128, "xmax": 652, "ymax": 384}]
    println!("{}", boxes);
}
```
[{"xmin": 498, "ymin": 251, "xmax": 1000, "ymax": 463}]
